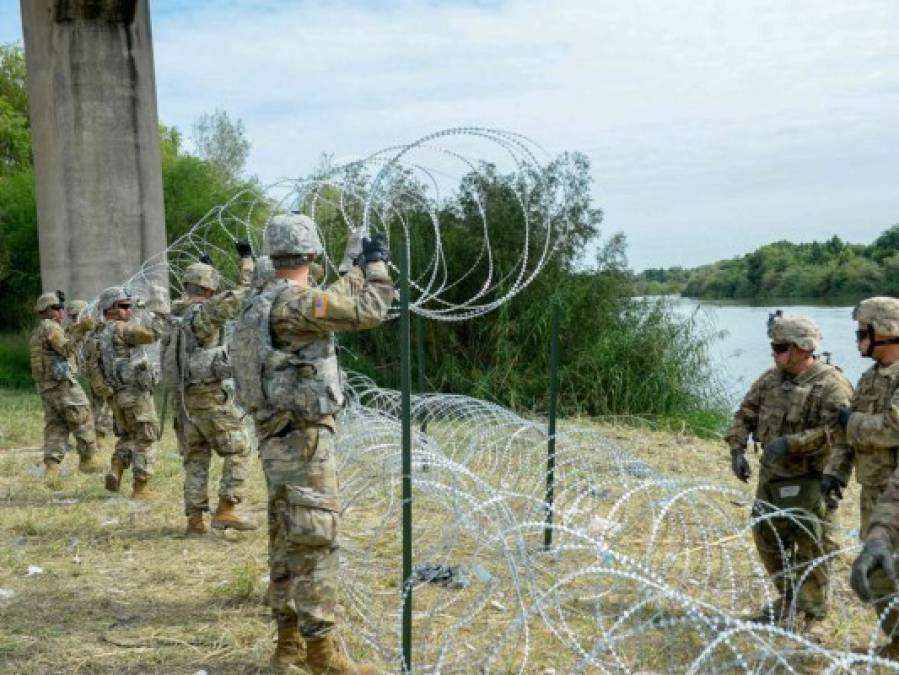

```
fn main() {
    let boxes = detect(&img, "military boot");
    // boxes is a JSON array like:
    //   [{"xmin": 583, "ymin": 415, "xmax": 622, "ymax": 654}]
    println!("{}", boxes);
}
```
[
  {"xmin": 270, "ymin": 623, "xmax": 305, "ymax": 673},
  {"xmin": 304, "ymin": 634, "xmax": 377, "ymax": 675},
  {"xmin": 211, "ymin": 500, "xmax": 258, "ymax": 530},
  {"xmin": 744, "ymin": 596, "xmax": 791, "ymax": 625},
  {"xmin": 185, "ymin": 513, "xmax": 207, "ymax": 537},
  {"xmin": 130, "ymin": 477, "xmax": 156, "ymax": 500},
  {"xmin": 78, "ymin": 453, "xmax": 104, "ymax": 474},
  {"xmin": 43, "ymin": 459, "xmax": 61, "ymax": 488},
  {"xmin": 105, "ymin": 458, "xmax": 125, "ymax": 492}
]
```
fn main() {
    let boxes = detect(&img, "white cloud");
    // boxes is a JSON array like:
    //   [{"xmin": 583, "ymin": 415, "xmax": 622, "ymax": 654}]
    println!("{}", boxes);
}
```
[{"xmin": 8, "ymin": 1, "xmax": 899, "ymax": 268}]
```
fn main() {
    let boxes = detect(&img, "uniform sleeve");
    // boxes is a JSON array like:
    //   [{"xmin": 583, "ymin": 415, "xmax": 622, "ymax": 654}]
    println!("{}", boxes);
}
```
[
  {"xmin": 784, "ymin": 374, "xmax": 854, "ymax": 457},
  {"xmin": 723, "ymin": 375, "xmax": 764, "ymax": 451},
  {"xmin": 43, "ymin": 321, "xmax": 77, "ymax": 357},
  {"xmin": 278, "ymin": 261, "xmax": 394, "ymax": 336},
  {"xmin": 192, "ymin": 257, "xmax": 256, "ymax": 334},
  {"xmin": 121, "ymin": 316, "xmax": 164, "ymax": 346},
  {"xmin": 867, "ymin": 468, "xmax": 899, "ymax": 546},
  {"xmin": 846, "ymin": 386, "xmax": 899, "ymax": 450},
  {"xmin": 824, "ymin": 380, "xmax": 859, "ymax": 484}
]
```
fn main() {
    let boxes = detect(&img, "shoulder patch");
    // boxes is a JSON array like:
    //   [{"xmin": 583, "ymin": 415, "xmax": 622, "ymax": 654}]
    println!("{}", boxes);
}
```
[{"xmin": 314, "ymin": 294, "xmax": 328, "ymax": 319}]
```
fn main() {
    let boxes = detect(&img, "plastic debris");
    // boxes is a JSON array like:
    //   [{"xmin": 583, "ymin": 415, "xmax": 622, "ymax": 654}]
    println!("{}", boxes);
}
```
[
  {"xmin": 412, "ymin": 563, "xmax": 470, "ymax": 589},
  {"xmin": 25, "ymin": 565, "xmax": 44, "ymax": 576}
]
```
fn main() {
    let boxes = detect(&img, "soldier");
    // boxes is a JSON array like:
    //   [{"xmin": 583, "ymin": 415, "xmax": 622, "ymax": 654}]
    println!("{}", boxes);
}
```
[
  {"xmin": 232, "ymin": 213, "xmax": 392, "ymax": 674},
  {"xmin": 30, "ymin": 291, "xmax": 103, "ymax": 486},
  {"xmin": 165, "ymin": 241, "xmax": 256, "ymax": 535},
  {"xmin": 829, "ymin": 297, "xmax": 899, "ymax": 659},
  {"xmin": 725, "ymin": 313, "xmax": 852, "ymax": 627},
  {"xmin": 65, "ymin": 299, "xmax": 115, "ymax": 453},
  {"xmin": 85, "ymin": 286, "xmax": 166, "ymax": 499}
]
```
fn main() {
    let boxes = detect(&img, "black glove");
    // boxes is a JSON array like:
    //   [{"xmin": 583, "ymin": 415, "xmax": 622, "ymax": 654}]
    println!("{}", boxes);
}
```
[
  {"xmin": 821, "ymin": 474, "xmax": 845, "ymax": 510},
  {"xmin": 235, "ymin": 239, "xmax": 252, "ymax": 258},
  {"xmin": 851, "ymin": 538, "xmax": 897, "ymax": 602},
  {"xmin": 837, "ymin": 405, "xmax": 851, "ymax": 430},
  {"xmin": 357, "ymin": 234, "xmax": 390, "ymax": 265},
  {"xmin": 762, "ymin": 436, "xmax": 790, "ymax": 461},
  {"xmin": 199, "ymin": 253, "xmax": 213, "ymax": 265},
  {"xmin": 730, "ymin": 448, "xmax": 751, "ymax": 483}
]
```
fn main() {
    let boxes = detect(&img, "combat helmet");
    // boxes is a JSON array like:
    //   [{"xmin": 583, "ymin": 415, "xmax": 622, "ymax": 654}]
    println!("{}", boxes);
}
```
[
  {"xmin": 854, "ymin": 296, "xmax": 899, "ymax": 357},
  {"xmin": 263, "ymin": 211, "xmax": 323, "ymax": 268},
  {"xmin": 767, "ymin": 313, "xmax": 822, "ymax": 352},
  {"xmin": 66, "ymin": 299, "xmax": 88, "ymax": 320},
  {"xmin": 34, "ymin": 291, "xmax": 64, "ymax": 314},
  {"xmin": 97, "ymin": 286, "xmax": 132, "ymax": 313},
  {"xmin": 182, "ymin": 262, "xmax": 220, "ymax": 292}
]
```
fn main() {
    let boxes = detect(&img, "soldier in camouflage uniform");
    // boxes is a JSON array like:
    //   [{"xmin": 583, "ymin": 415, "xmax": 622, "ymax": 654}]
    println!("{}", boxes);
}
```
[
  {"xmin": 66, "ymin": 299, "xmax": 115, "ymax": 453},
  {"xmin": 232, "ymin": 213, "xmax": 392, "ymax": 674},
  {"xmin": 828, "ymin": 297, "xmax": 899, "ymax": 659},
  {"xmin": 167, "ymin": 241, "xmax": 256, "ymax": 535},
  {"xmin": 725, "ymin": 314, "xmax": 853, "ymax": 627},
  {"xmin": 30, "ymin": 291, "xmax": 104, "ymax": 486},
  {"xmin": 86, "ymin": 286, "xmax": 167, "ymax": 499}
]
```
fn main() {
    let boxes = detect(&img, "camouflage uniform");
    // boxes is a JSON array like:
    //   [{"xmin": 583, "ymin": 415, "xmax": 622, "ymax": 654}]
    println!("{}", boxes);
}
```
[
  {"xmin": 833, "ymin": 297, "xmax": 899, "ymax": 651},
  {"xmin": 726, "ymin": 316, "xmax": 853, "ymax": 620},
  {"xmin": 171, "ymin": 257, "xmax": 254, "ymax": 517},
  {"xmin": 30, "ymin": 296, "xmax": 98, "ymax": 466},
  {"xmin": 88, "ymin": 294, "xmax": 166, "ymax": 485},
  {"xmin": 66, "ymin": 301, "xmax": 115, "ymax": 451}
]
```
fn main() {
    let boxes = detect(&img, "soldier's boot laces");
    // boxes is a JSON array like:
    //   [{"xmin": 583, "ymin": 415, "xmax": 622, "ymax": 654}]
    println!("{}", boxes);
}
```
[
  {"xmin": 43, "ymin": 459, "xmax": 61, "ymax": 488},
  {"xmin": 270, "ymin": 623, "xmax": 305, "ymax": 673},
  {"xmin": 130, "ymin": 477, "xmax": 156, "ymax": 500},
  {"xmin": 78, "ymin": 453, "xmax": 104, "ymax": 475},
  {"xmin": 211, "ymin": 500, "xmax": 257, "ymax": 530},
  {"xmin": 105, "ymin": 458, "xmax": 125, "ymax": 492},
  {"xmin": 185, "ymin": 513, "xmax": 207, "ymax": 537},
  {"xmin": 304, "ymin": 635, "xmax": 377, "ymax": 675}
]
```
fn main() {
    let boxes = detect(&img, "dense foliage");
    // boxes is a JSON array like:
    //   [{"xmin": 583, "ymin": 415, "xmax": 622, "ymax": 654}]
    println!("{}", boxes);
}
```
[{"xmin": 637, "ymin": 230, "xmax": 899, "ymax": 301}]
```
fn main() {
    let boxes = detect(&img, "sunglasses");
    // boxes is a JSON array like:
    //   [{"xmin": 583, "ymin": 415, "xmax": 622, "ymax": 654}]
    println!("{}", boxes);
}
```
[
  {"xmin": 770, "ymin": 342, "xmax": 791, "ymax": 354},
  {"xmin": 50, "ymin": 304, "xmax": 64, "ymax": 311},
  {"xmin": 114, "ymin": 303, "xmax": 132, "ymax": 310},
  {"xmin": 855, "ymin": 328, "xmax": 870, "ymax": 341}
]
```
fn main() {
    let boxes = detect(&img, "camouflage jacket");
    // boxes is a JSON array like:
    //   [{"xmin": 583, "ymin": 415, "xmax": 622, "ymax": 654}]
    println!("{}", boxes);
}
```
[
  {"xmin": 30, "ymin": 319, "xmax": 82, "ymax": 392},
  {"xmin": 257, "ymin": 260, "xmax": 394, "ymax": 436},
  {"xmin": 99, "ymin": 314, "xmax": 166, "ymax": 393},
  {"xmin": 171, "ymin": 257, "xmax": 254, "ymax": 408},
  {"xmin": 724, "ymin": 360, "xmax": 854, "ymax": 479},
  {"xmin": 825, "ymin": 360, "xmax": 899, "ymax": 487}
]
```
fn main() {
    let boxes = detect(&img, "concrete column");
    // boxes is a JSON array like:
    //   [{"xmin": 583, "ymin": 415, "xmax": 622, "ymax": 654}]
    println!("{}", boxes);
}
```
[{"xmin": 20, "ymin": 0, "xmax": 167, "ymax": 301}]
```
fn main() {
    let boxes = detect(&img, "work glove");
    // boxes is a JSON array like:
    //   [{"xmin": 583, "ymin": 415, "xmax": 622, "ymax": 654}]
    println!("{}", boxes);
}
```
[
  {"xmin": 730, "ymin": 448, "xmax": 751, "ymax": 483},
  {"xmin": 762, "ymin": 436, "xmax": 790, "ymax": 462},
  {"xmin": 339, "ymin": 228, "xmax": 365, "ymax": 274},
  {"xmin": 821, "ymin": 474, "xmax": 845, "ymax": 510},
  {"xmin": 851, "ymin": 538, "xmax": 897, "ymax": 602},
  {"xmin": 837, "ymin": 405, "xmax": 851, "ymax": 430},
  {"xmin": 234, "ymin": 239, "xmax": 253, "ymax": 258},
  {"xmin": 199, "ymin": 253, "xmax": 213, "ymax": 265},
  {"xmin": 357, "ymin": 233, "xmax": 390, "ymax": 266}
]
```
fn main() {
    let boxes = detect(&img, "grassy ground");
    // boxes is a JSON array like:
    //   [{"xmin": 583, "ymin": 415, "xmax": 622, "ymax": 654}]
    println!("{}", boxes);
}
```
[{"xmin": 0, "ymin": 389, "xmax": 887, "ymax": 673}]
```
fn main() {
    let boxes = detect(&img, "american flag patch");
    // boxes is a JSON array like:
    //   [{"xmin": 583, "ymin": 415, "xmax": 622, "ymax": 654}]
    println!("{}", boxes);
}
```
[{"xmin": 313, "ymin": 295, "xmax": 328, "ymax": 319}]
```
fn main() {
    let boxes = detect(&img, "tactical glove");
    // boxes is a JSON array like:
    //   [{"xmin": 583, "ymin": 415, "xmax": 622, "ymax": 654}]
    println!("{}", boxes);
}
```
[
  {"xmin": 339, "ymin": 228, "xmax": 365, "ymax": 274},
  {"xmin": 357, "ymin": 234, "xmax": 390, "ymax": 266},
  {"xmin": 837, "ymin": 405, "xmax": 851, "ymax": 430},
  {"xmin": 762, "ymin": 436, "xmax": 790, "ymax": 461},
  {"xmin": 199, "ymin": 253, "xmax": 213, "ymax": 265},
  {"xmin": 235, "ymin": 239, "xmax": 253, "ymax": 258},
  {"xmin": 730, "ymin": 448, "xmax": 751, "ymax": 483},
  {"xmin": 820, "ymin": 474, "xmax": 845, "ymax": 510},
  {"xmin": 851, "ymin": 538, "xmax": 897, "ymax": 602}
]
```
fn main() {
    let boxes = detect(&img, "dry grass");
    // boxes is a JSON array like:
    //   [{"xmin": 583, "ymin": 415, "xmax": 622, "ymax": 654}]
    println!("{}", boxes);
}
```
[{"xmin": 0, "ymin": 393, "xmax": 891, "ymax": 674}]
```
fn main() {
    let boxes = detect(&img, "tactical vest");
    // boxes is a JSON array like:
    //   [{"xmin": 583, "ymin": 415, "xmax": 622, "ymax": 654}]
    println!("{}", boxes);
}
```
[
  {"xmin": 852, "ymin": 364, "xmax": 899, "ymax": 486},
  {"xmin": 232, "ymin": 280, "xmax": 344, "ymax": 424},
  {"xmin": 29, "ymin": 320, "xmax": 73, "ymax": 387},
  {"xmin": 161, "ymin": 303, "xmax": 231, "ymax": 392},
  {"xmin": 93, "ymin": 322, "xmax": 159, "ymax": 394}
]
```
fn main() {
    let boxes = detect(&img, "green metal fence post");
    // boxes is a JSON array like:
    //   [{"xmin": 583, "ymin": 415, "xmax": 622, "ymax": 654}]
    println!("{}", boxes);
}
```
[
  {"xmin": 399, "ymin": 244, "xmax": 413, "ymax": 673},
  {"xmin": 543, "ymin": 300, "xmax": 560, "ymax": 551}
]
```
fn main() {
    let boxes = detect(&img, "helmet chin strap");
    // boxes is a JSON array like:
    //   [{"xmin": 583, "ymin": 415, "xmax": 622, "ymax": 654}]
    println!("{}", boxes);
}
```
[{"xmin": 863, "ymin": 324, "xmax": 899, "ymax": 358}]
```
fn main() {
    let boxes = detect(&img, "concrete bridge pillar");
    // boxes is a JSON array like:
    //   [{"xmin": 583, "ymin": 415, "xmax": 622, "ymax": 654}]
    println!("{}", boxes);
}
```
[{"xmin": 20, "ymin": 0, "xmax": 167, "ymax": 301}]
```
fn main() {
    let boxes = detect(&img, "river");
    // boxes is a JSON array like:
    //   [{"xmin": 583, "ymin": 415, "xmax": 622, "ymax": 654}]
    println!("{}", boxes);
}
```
[{"xmin": 667, "ymin": 297, "xmax": 866, "ymax": 405}]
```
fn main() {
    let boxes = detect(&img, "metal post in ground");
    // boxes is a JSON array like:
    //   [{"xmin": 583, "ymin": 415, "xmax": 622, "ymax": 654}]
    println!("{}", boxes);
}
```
[
  {"xmin": 543, "ymin": 300, "xmax": 560, "ymax": 551},
  {"xmin": 399, "ymin": 244, "xmax": 413, "ymax": 673}
]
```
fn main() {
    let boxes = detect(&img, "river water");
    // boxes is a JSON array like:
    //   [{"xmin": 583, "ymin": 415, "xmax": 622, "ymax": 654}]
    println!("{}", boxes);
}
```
[{"xmin": 667, "ymin": 297, "xmax": 866, "ymax": 405}]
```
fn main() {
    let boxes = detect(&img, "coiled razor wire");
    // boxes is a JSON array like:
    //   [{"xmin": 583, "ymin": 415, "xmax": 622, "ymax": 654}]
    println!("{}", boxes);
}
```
[{"xmin": 77, "ymin": 128, "xmax": 899, "ymax": 671}]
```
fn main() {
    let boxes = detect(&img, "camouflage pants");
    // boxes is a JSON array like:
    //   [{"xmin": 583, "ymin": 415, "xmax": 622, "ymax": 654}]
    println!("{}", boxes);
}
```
[
  {"xmin": 90, "ymin": 388, "xmax": 114, "ymax": 445},
  {"xmin": 858, "ymin": 484, "xmax": 899, "ymax": 643},
  {"xmin": 752, "ymin": 475, "xmax": 834, "ymax": 618},
  {"xmin": 177, "ymin": 401, "xmax": 250, "ymax": 516},
  {"xmin": 260, "ymin": 423, "xmax": 340, "ymax": 638},
  {"xmin": 40, "ymin": 381, "xmax": 96, "ymax": 463},
  {"xmin": 110, "ymin": 388, "xmax": 159, "ymax": 481}
]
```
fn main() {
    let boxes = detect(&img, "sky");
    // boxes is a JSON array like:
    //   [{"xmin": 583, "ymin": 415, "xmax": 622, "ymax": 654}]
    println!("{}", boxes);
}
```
[{"xmin": 3, "ymin": 0, "xmax": 899, "ymax": 270}]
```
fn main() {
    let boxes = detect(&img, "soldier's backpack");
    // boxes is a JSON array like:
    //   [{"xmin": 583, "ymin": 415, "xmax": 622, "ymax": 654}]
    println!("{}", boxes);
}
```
[
  {"xmin": 82, "ymin": 329, "xmax": 115, "ymax": 399},
  {"xmin": 231, "ymin": 281, "xmax": 344, "ymax": 424},
  {"xmin": 160, "ymin": 305, "xmax": 231, "ymax": 395}
]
